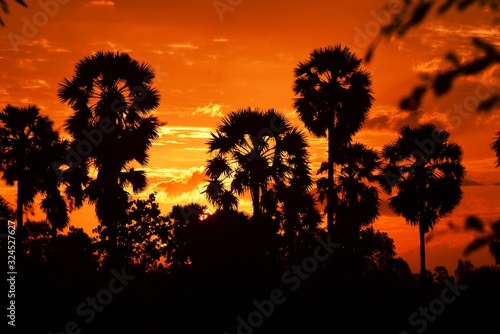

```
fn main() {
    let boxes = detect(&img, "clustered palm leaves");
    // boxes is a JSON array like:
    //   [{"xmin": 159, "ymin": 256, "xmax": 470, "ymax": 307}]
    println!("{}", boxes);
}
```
[
  {"xmin": 204, "ymin": 107, "xmax": 322, "ymax": 260},
  {"xmin": 204, "ymin": 107, "xmax": 313, "ymax": 217},
  {"xmin": 58, "ymin": 51, "xmax": 162, "ymax": 265},
  {"xmin": 317, "ymin": 143, "xmax": 381, "ymax": 245},
  {"xmin": 0, "ymin": 46, "xmax": 471, "ymax": 281},
  {"xmin": 379, "ymin": 123, "xmax": 465, "ymax": 281},
  {"xmin": 0, "ymin": 104, "xmax": 70, "ymax": 255},
  {"xmin": 293, "ymin": 44, "xmax": 374, "ymax": 232}
]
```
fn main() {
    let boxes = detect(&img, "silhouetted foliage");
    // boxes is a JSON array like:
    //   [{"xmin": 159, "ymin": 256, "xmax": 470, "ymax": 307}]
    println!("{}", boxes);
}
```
[
  {"xmin": 367, "ymin": 0, "xmax": 499, "ymax": 112},
  {"xmin": 164, "ymin": 203, "xmax": 206, "ymax": 271},
  {"xmin": 23, "ymin": 220, "xmax": 51, "ymax": 267},
  {"xmin": 0, "ymin": 0, "xmax": 26, "ymax": 26},
  {"xmin": 205, "ymin": 108, "xmax": 314, "ymax": 217},
  {"xmin": 58, "ymin": 51, "xmax": 162, "ymax": 267},
  {"xmin": 0, "ymin": 194, "xmax": 13, "ymax": 220},
  {"xmin": 462, "ymin": 216, "xmax": 500, "ymax": 264},
  {"xmin": 318, "ymin": 143, "xmax": 381, "ymax": 247},
  {"xmin": 455, "ymin": 258, "xmax": 476, "ymax": 282},
  {"xmin": 432, "ymin": 265, "xmax": 453, "ymax": 285},
  {"xmin": 379, "ymin": 123, "xmax": 465, "ymax": 281},
  {"xmin": 94, "ymin": 193, "xmax": 170, "ymax": 272},
  {"xmin": 293, "ymin": 45, "xmax": 374, "ymax": 231},
  {"xmin": 0, "ymin": 104, "xmax": 64, "ymax": 256}
]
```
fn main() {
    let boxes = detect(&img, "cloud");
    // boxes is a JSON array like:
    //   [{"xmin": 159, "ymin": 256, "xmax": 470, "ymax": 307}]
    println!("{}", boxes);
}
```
[
  {"xmin": 363, "ymin": 106, "xmax": 428, "ymax": 132},
  {"xmin": 88, "ymin": 1, "xmax": 114, "ymax": 6},
  {"xmin": 168, "ymin": 43, "xmax": 198, "ymax": 50},
  {"xmin": 22, "ymin": 79, "xmax": 49, "ymax": 89},
  {"xmin": 194, "ymin": 103, "xmax": 223, "ymax": 117},
  {"xmin": 158, "ymin": 125, "xmax": 213, "ymax": 139},
  {"xmin": 412, "ymin": 57, "xmax": 446, "ymax": 74}
]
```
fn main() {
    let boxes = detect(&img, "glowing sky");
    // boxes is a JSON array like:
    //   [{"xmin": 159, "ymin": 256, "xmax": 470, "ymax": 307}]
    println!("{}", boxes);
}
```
[{"xmin": 1, "ymin": 0, "xmax": 499, "ymax": 273}]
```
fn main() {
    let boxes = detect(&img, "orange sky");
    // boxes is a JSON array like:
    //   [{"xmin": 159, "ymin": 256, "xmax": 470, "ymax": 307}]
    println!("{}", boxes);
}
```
[{"xmin": 0, "ymin": 0, "xmax": 499, "ymax": 273}]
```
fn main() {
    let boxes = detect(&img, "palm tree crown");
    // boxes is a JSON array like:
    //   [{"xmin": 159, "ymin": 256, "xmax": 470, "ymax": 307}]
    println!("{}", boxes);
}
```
[
  {"xmin": 57, "ymin": 51, "xmax": 162, "ymax": 265},
  {"xmin": 293, "ymin": 45, "xmax": 373, "ymax": 231},
  {"xmin": 379, "ymin": 123, "xmax": 465, "ymax": 281},
  {"xmin": 205, "ymin": 107, "xmax": 313, "ymax": 217},
  {"xmin": 0, "ymin": 104, "xmax": 61, "ymax": 250}
]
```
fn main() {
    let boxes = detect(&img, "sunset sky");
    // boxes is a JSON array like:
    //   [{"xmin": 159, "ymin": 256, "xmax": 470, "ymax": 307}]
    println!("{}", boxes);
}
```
[{"xmin": 1, "ymin": 0, "xmax": 499, "ymax": 273}]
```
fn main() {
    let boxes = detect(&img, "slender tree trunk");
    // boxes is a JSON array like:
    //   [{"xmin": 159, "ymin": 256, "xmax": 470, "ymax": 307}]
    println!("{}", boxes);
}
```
[
  {"xmin": 419, "ymin": 222, "xmax": 427, "ymax": 282},
  {"xmin": 327, "ymin": 121, "xmax": 335, "ymax": 233}
]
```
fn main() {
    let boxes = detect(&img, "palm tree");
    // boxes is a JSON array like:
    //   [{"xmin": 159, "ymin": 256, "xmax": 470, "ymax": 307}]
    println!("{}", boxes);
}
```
[
  {"xmin": 318, "ymin": 143, "xmax": 381, "ymax": 245},
  {"xmin": 293, "ymin": 45, "xmax": 373, "ymax": 232},
  {"xmin": 33, "ymin": 139, "xmax": 75, "ymax": 246},
  {"xmin": 204, "ymin": 107, "xmax": 313, "ymax": 217},
  {"xmin": 379, "ymin": 123, "xmax": 465, "ymax": 281},
  {"xmin": 58, "ymin": 51, "xmax": 161, "ymax": 265},
  {"xmin": 0, "ymin": 104, "xmax": 60, "ymax": 255}
]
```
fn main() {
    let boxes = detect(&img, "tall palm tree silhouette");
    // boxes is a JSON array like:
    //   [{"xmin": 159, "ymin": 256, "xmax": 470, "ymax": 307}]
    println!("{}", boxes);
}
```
[
  {"xmin": 205, "ymin": 108, "xmax": 313, "ymax": 217},
  {"xmin": 293, "ymin": 45, "xmax": 373, "ymax": 232},
  {"xmin": 58, "ymin": 51, "xmax": 161, "ymax": 266},
  {"xmin": 379, "ymin": 123, "xmax": 465, "ymax": 281},
  {"xmin": 0, "ymin": 104, "xmax": 60, "ymax": 255},
  {"xmin": 318, "ymin": 143, "xmax": 381, "ymax": 245}
]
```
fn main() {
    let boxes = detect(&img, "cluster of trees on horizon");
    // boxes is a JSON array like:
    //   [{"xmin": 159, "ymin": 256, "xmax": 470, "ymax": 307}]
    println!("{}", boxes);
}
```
[
  {"xmin": 1, "ymin": 47, "xmax": 499, "ymax": 333},
  {"xmin": 1, "ymin": 1, "xmax": 500, "ymax": 332},
  {"xmin": 0, "ymin": 44, "xmax": 499, "ymax": 279}
]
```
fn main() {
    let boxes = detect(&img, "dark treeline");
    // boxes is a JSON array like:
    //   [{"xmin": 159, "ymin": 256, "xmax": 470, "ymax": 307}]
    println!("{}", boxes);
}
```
[{"xmin": 1, "ymin": 46, "xmax": 500, "ymax": 334}]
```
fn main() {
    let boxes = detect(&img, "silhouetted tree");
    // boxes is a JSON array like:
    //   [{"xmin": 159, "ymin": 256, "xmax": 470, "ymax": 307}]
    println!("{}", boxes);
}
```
[
  {"xmin": 317, "ymin": 143, "xmax": 381, "ymax": 245},
  {"xmin": 0, "ymin": 104, "xmax": 61, "ymax": 256},
  {"xmin": 455, "ymin": 259, "xmax": 476, "ymax": 283},
  {"xmin": 205, "ymin": 108, "xmax": 313, "ymax": 217},
  {"xmin": 94, "ymin": 193, "xmax": 169, "ymax": 272},
  {"xmin": 58, "ymin": 51, "xmax": 162, "ymax": 266},
  {"xmin": 33, "ymin": 139, "xmax": 73, "ymax": 246},
  {"xmin": 433, "ymin": 265, "xmax": 453, "ymax": 285},
  {"xmin": 357, "ymin": 227, "xmax": 409, "ymax": 275},
  {"xmin": 23, "ymin": 220, "xmax": 51, "ymax": 267},
  {"xmin": 379, "ymin": 123, "xmax": 465, "ymax": 281},
  {"xmin": 263, "ymin": 186, "xmax": 322, "ymax": 263},
  {"xmin": 165, "ymin": 203, "xmax": 206, "ymax": 271},
  {"xmin": 293, "ymin": 45, "xmax": 373, "ymax": 231}
]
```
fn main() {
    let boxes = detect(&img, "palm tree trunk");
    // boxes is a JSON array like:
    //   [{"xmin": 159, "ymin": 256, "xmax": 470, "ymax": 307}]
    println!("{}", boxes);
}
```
[
  {"xmin": 419, "ymin": 222, "xmax": 427, "ymax": 282},
  {"xmin": 327, "ymin": 122, "xmax": 335, "ymax": 233}
]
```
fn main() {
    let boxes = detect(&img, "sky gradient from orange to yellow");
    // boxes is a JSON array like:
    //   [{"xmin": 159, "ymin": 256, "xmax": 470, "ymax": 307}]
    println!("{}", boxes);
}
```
[{"xmin": 1, "ymin": 0, "xmax": 499, "ymax": 274}]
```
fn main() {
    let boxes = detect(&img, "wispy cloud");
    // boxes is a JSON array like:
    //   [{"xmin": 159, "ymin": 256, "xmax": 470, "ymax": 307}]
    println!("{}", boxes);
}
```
[
  {"xmin": 88, "ymin": 0, "xmax": 114, "ymax": 6},
  {"xmin": 159, "ymin": 126, "xmax": 213, "ymax": 139},
  {"xmin": 168, "ymin": 43, "xmax": 198, "ymax": 50},
  {"xmin": 194, "ymin": 103, "xmax": 223, "ymax": 117}
]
